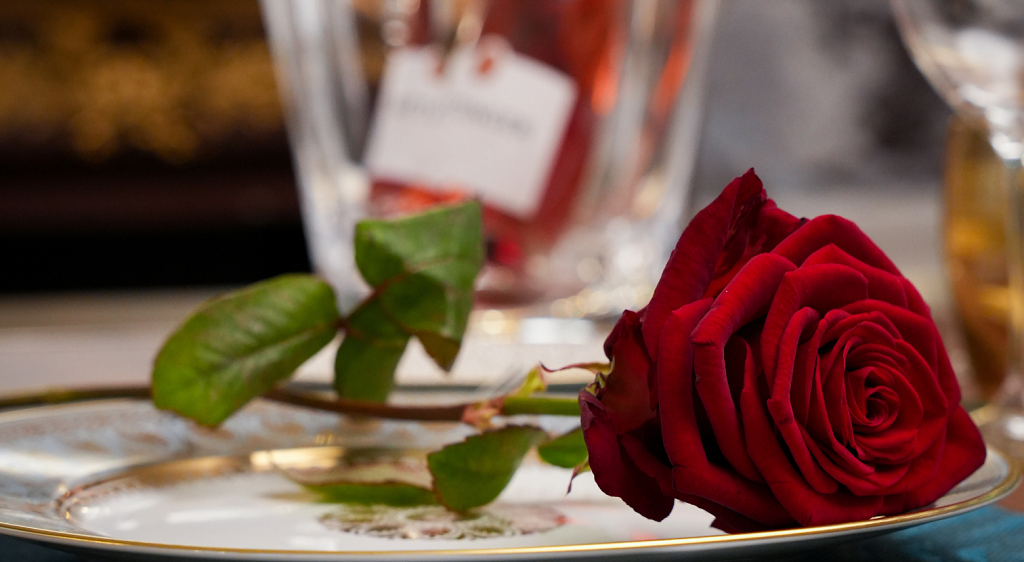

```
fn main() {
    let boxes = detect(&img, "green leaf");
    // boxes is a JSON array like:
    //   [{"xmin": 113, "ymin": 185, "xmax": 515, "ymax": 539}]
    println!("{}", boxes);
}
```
[
  {"xmin": 335, "ymin": 201, "xmax": 484, "ymax": 401},
  {"xmin": 427, "ymin": 426, "xmax": 547, "ymax": 512},
  {"xmin": 304, "ymin": 482, "xmax": 437, "ymax": 506},
  {"xmin": 509, "ymin": 365, "xmax": 548, "ymax": 398},
  {"xmin": 537, "ymin": 428, "xmax": 587, "ymax": 468},
  {"xmin": 152, "ymin": 274, "xmax": 339, "ymax": 426},
  {"xmin": 334, "ymin": 300, "xmax": 410, "ymax": 401},
  {"xmin": 569, "ymin": 458, "xmax": 590, "ymax": 493},
  {"xmin": 355, "ymin": 201, "xmax": 483, "ymax": 364},
  {"xmin": 281, "ymin": 450, "xmax": 437, "ymax": 507}
]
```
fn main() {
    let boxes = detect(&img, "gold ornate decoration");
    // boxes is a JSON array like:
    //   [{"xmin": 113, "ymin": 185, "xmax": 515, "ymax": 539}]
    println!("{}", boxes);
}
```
[{"xmin": 0, "ymin": 0, "xmax": 282, "ymax": 162}]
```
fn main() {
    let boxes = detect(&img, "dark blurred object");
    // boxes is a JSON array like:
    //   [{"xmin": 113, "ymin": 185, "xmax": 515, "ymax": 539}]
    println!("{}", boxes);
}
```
[
  {"xmin": 0, "ymin": 0, "xmax": 282, "ymax": 162},
  {"xmin": 0, "ymin": 0, "xmax": 308, "ymax": 292},
  {"xmin": 944, "ymin": 116, "xmax": 1010, "ymax": 400},
  {"xmin": 691, "ymin": 0, "xmax": 951, "ymax": 196}
]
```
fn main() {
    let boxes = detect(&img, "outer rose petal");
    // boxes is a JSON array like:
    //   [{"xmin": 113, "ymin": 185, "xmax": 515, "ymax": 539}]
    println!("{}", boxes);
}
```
[
  {"xmin": 620, "ymin": 434, "xmax": 773, "ymax": 533},
  {"xmin": 643, "ymin": 170, "xmax": 763, "ymax": 356},
  {"xmin": 691, "ymin": 253, "xmax": 796, "ymax": 481},
  {"xmin": 579, "ymin": 392, "xmax": 674, "ymax": 520},
  {"xmin": 600, "ymin": 311, "xmax": 657, "ymax": 433},
  {"xmin": 658, "ymin": 299, "xmax": 794, "ymax": 527},
  {"xmin": 644, "ymin": 169, "xmax": 800, "ymax": 357},
  {"xmin": 772, "ymin": 215, "xmax": 900, "ymax": 274},
  {"xmin": 902, "ymin": 407, "xmax": 987, "ymax": 509},
  {"xmin": 803, "ymin": 245, "xmax": 908, "ymax": 308}
]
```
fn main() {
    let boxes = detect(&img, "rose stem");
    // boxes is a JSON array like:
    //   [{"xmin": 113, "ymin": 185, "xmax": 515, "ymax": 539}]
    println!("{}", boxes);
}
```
[
  {"xmin": 0, "ymin": 385, "xmax": 153, "ymax": 410},
  {"xmin": 262, "ymin": 388, "xmax": 467, "ymax": 421},
  {"xmin": 264, "ymin": 387, "xmax": 581, "ymax": 420},
  {"xmin": 0, "ymin": 385, "xmax": 580, "ymax": 422}
]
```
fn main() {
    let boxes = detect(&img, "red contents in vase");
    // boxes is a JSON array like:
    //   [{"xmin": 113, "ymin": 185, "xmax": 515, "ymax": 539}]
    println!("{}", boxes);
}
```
[{"xmin": 368, "ymin": 0, "xmax": 621, "ymax": 271}]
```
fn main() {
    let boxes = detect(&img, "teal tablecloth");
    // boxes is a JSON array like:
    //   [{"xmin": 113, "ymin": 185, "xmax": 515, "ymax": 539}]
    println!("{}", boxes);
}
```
[
  {"xmin": 786, "ymin": 505, "xmax": 1024, "ymax": 562},
  {"xmin": 4, "ymin": 505, "xmax": 1023, "ymax": 561}
]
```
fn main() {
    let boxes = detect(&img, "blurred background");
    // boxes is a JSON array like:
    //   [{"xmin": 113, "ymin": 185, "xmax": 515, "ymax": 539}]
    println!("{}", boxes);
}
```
[
  {"xmin": 3, "ymin": 0, "xmax": 990, "ymax": 397},
  {"xmin": 0, "ymin": 0, "xmax": 305, "ymax": 292},
  {"xmin": 0, "ymin": 0, "xmax": 950, "ymax": 292}
]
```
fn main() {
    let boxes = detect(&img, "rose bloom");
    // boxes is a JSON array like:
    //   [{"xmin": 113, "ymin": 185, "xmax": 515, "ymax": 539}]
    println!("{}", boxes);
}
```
[{"xmin": 579, "ymin": 170, "xmax": 986, "ymax": 531}]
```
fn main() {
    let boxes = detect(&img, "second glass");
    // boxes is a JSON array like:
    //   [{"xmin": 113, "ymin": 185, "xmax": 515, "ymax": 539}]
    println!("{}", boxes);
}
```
[{"xmin": 893, "ymin": 0, "xmax": 1024, "ymax": 456}]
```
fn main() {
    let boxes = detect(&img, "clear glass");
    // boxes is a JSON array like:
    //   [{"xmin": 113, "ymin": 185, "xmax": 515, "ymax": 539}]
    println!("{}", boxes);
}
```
[
  {"xmin": 259, "ymin": 0, "xmax": 717, "ymax": 320},
  {"xmin": 892, "ymin": 0, "xmax": 1024, "ymax": 457}
]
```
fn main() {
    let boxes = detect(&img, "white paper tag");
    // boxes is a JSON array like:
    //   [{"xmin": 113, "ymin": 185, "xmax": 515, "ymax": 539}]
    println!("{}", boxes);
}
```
[{"xmin": 364, "ymin": 41, "xmax": 578, "ymax": 219}]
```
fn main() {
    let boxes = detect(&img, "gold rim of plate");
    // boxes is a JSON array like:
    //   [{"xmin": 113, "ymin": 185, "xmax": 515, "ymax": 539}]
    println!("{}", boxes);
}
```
[{"xmin": 0, "ymin": 386, "xmax": 1018, "ymax": 558}]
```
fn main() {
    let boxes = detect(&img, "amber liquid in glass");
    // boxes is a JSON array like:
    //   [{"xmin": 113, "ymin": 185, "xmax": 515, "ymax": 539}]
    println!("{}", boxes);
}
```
[{"xmin": 944, "ymin": 116, "xmax": 1010, "ymax": 400}]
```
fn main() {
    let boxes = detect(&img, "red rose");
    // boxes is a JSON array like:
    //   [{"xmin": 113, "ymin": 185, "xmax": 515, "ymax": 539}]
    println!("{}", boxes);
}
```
[{"xmin": 579, "ymin": 170, "xmax": 986, "ymax": 531}]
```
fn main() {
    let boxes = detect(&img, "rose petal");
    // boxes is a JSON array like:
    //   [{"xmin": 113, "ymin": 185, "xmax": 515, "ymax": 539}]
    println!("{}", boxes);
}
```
[
  {"xmin": 846, "ymin": 367, "xmax": 900, "ymax": 433},
  {"xmin": 657, "ymin": 300, "xmax": 793, "ymax": 527},
  {"xmin": 600, "ymin": 310, "xmax": 657, "ymax": 433},
  {"xmin": 694, "ymin": 253, "xmax": 797, "ymax": 343},
  {"xmin": 741, "ymin": 344, "xmax": 887, "ymax": 526},
  {"xmin": 932, "ymin": 330, "xmax": 963, "ymax": 416},
  {"xmin": 658, "ymin": 298, "xmax": 713, "ymax": 467},
  {"xmin": 771, "ymin": 214, "xmax": 900, "ymax": 274},
  {"xmin": 901, "ymin": 277, "xmax": 933, "ymax": 318},
  {"xmin": 802, "ymin": 244, "xmax": 908, "ymax": 308},
  {"xmin": 755, "ymin": 203, "xmax": 809, "ymax": 259},
  {"xmin": 620, "ymin": 432, "xmax": 675, "ymax": 496},
  {"xmin": 801, "ymin": 420, "xmax": 916, "ymax": 496},
  {"xmin": 803, "ymin": 336, "xmax": 875, "ymax": 477},
  {"xmin": 881, "ymin": 493, "xmax": 908, "ymax": 516},
  {"xmin": 763, "ymin": 264, "xmax": 869, "ymax": 384},
  {"xmin": 790, "ymin": 310, "xmax": 849, "ymax": 425},
  {"xmin": 888, "ymin": 340, "xmax": 947, "ymax": 457},
  {"xmin": 821, "ymin": 334, "xmax": 858, "ymax": 452},
  {"xmin": 619, "ymin": 432, "xmax": 774, "ymax": 533},
  {"xmin": 691, "ymin": 253, "xmax": 796, "ymax": 480},
  {"xmin": 579, "ymin": 393, "xmax": 674, "ymax": 520},
  {"xmin": 902, "ymin": 407, "xmax": 986, "ymax": 509},
  {"xmin": 621, "ymin": 432, "xmax": 775, "ymax": 534},
  {"xmin": 842, "ymin": 300, "xmax": 938, "ymax": 376},
  {"xmin": 822, "ymin": 310, "xmax": 902, "ymax": 344},
  {"xmin": 644, "ymin": 169, "xmax": 783, "ymax": 357},
  {"xmin": 765, "ymin": 306, "xmax": 840, "ymax": 494}
]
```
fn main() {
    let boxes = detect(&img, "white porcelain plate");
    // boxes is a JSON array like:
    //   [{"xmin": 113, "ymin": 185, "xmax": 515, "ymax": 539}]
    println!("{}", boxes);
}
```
[{"xmin": 0, "ymin": 395, "xmax": 1016, "ymax": 561}]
